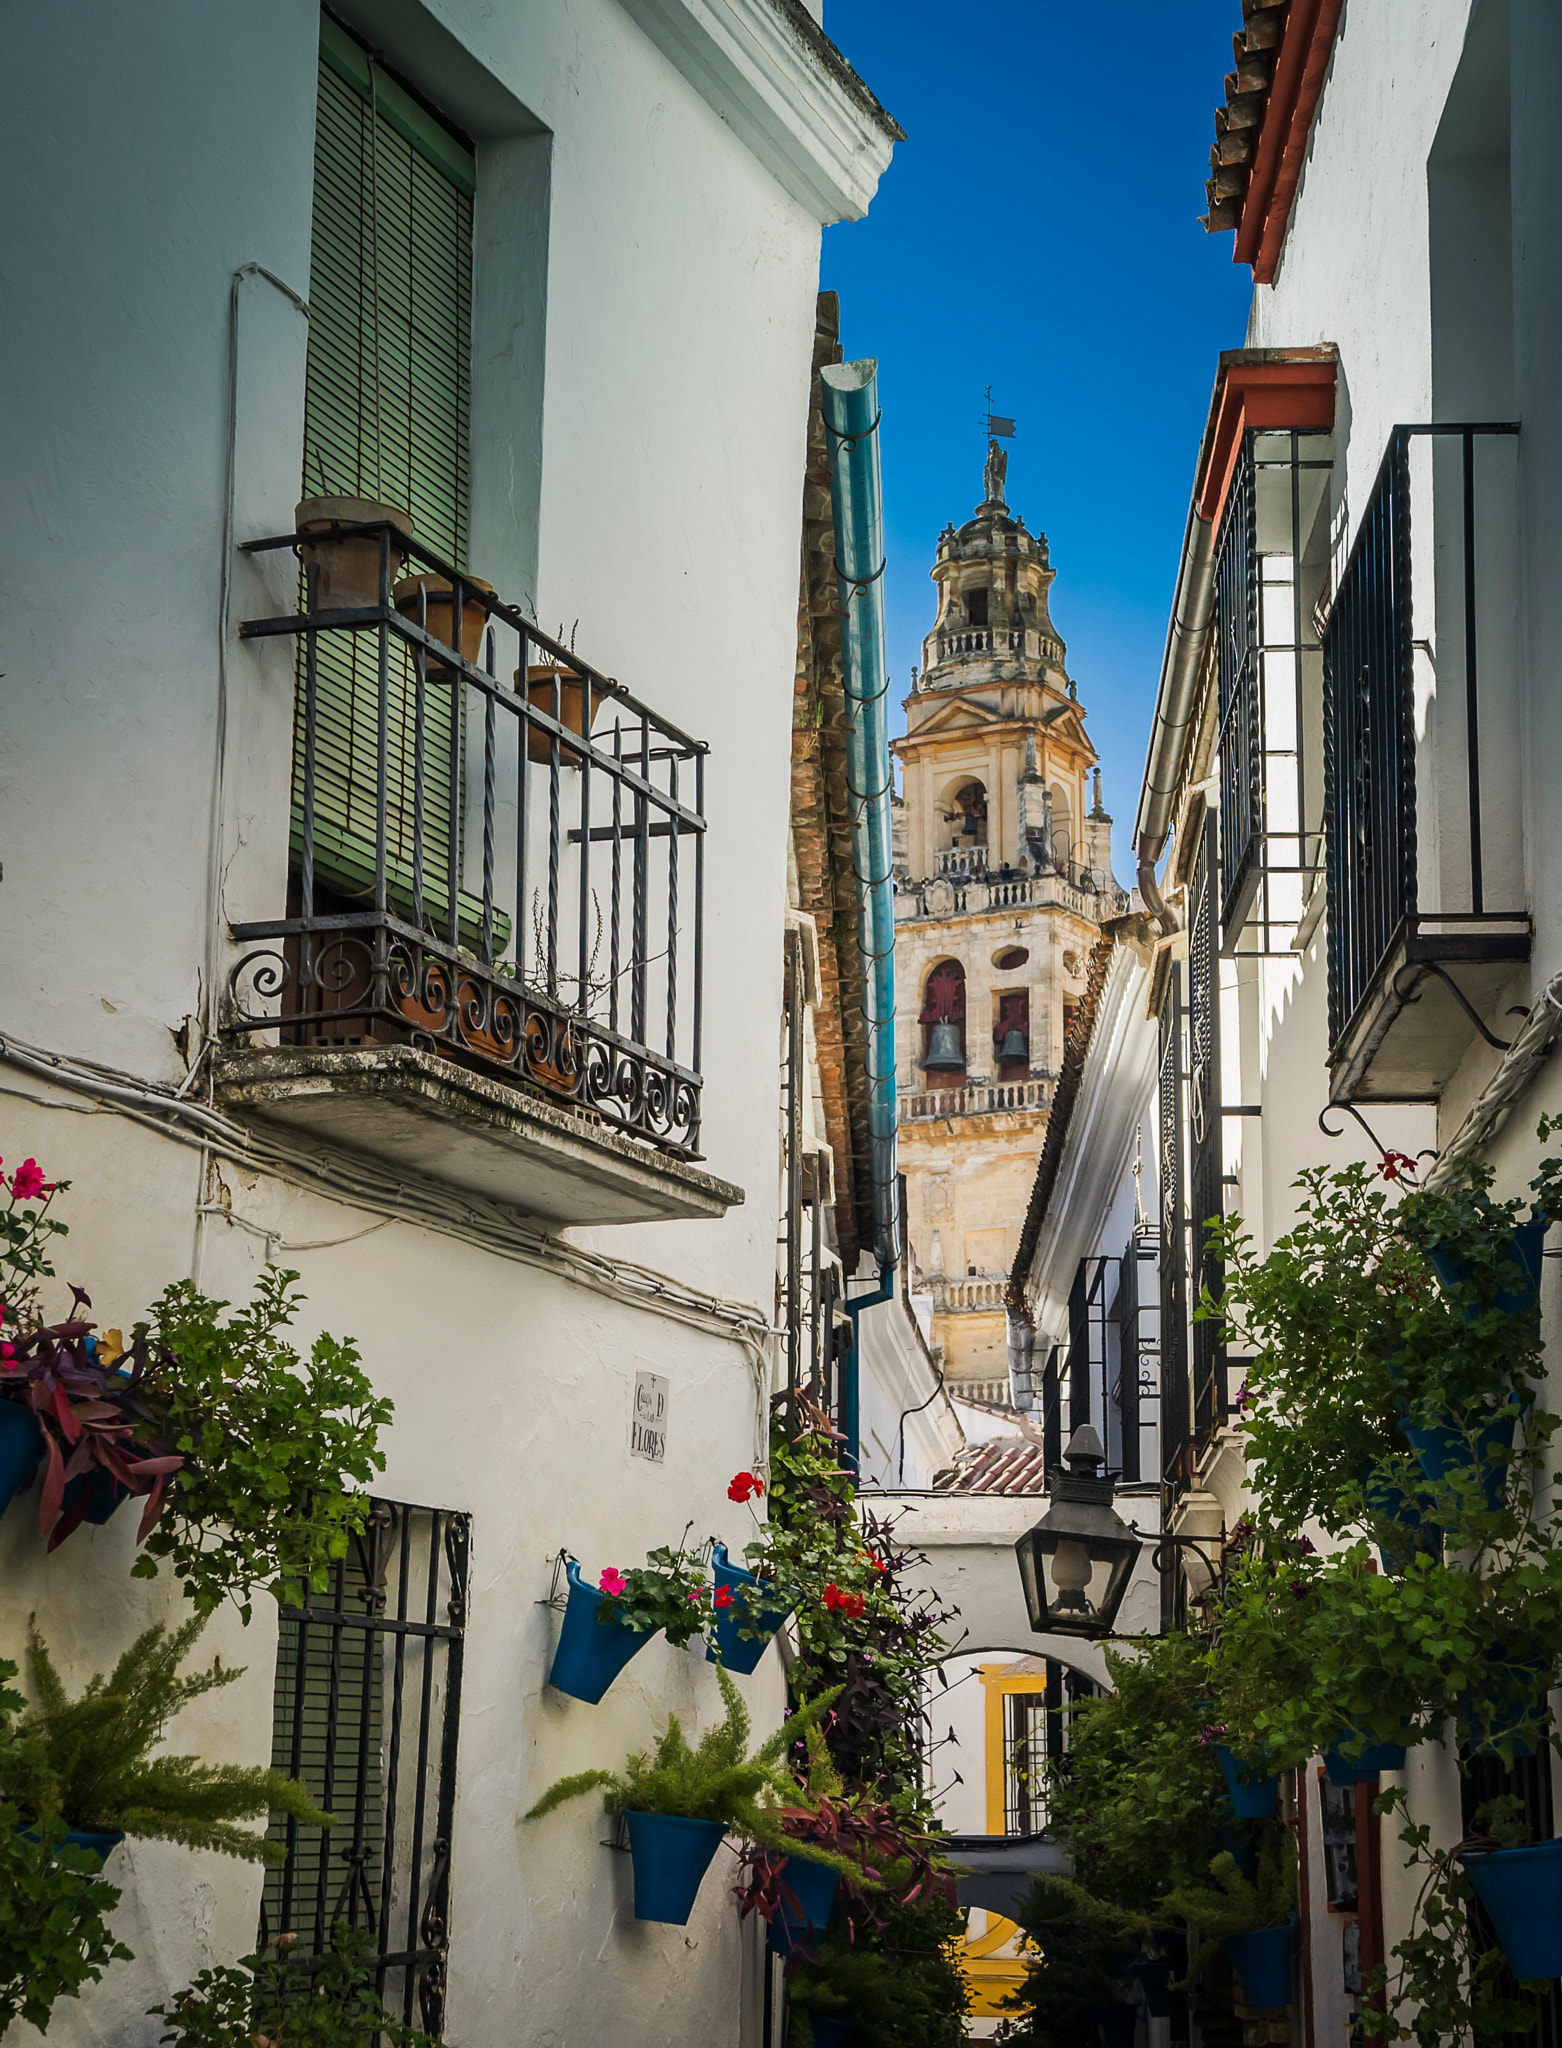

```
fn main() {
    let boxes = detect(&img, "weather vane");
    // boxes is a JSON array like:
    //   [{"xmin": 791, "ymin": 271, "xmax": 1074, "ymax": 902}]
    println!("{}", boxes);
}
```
[
  {"xmin": 982, "ymin": 384, "xmax": 1017, "ymax": 442},
  {"xmin": 981, "ymin": 386, "xmax": 1015, "ymax": 506}
]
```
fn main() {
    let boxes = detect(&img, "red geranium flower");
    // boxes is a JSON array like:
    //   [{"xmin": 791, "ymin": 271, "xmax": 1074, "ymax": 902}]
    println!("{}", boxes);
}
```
[
  {"xmin": 1380, "ymin": 1150, "xmax": 1418, "ymax": 1184},
  {"xmin": 713, "ymin": 1585, "xmax": 734, "ymax": 1610},
  {"xmin": 728, "ymin": 1470, "xmax": 765, "ymax": 1503},
  {"xmin": 822, "ymin": 1583, "xmax": 865, "ymax": 1620},
  {"xmin": 8, "ymin": 1159, "xmax": 52, "ymax": 1203}
]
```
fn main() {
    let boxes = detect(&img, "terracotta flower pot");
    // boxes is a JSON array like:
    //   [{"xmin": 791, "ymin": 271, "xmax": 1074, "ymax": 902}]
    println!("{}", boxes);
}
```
[
  {"xmin": 295, "ymin": 496, "xmax": 414, "ymax": 610},
  {"xmin": 519, "ymin": 663, "xmax": 605, "ymax": 764},
  {"xmin": 394, "ymin": 574, "xmax": 496, "ymax": 669}
]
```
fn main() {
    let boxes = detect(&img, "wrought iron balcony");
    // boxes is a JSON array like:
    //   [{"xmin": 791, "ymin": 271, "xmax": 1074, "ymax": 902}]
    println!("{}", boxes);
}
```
[
  {"xmin": 225, "ymin": 520, "xmax": 715, "ymax": 1191},
  {"xmin": 1322, "ymin": 425, "xmax": 1528, "ymax": 1104}
]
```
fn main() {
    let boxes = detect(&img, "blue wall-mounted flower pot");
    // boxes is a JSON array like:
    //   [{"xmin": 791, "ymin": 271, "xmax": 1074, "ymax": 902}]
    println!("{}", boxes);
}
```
[
  {"xmin": 1461, "ymin": 1837, "xmax": 1562, "ymax": 1980},
  {"xmin": 1135, "ymin": 1961, "xmax": 1173, "ymax": 2018},
  {"xmin": 706, "ymin": 1542, "xmax": 795, "ymax": 1676},
  {"xmin": 59, "ymin": 1468, "xmax": 131, "ymax": 1528},
  {"xmin": 1458, "ymin": 1662, "xmax": 1550, "ymax": 1759},
  {"xmin": 1223, "ymin": 1917, "xmax": 1296, "ymax": 2009},
  {"xmin": 810, "ymin": 2021, "xmax": 856, "ymax": 2048},
  {"xmin": 624, "ymin": 1810, "xmax": 727, "ymax": 1924},
  {"xmin": 1324, "ymin": 1732, "xmax": 1408, "ymax": 1785},
  {"xmin": 547, "ymin": 1560, "xmax": 652, "ymax": 1704},
  {"xmin": 1428, "ymin": 1222, "xmax": 1546, "ymax": 1321},
  {"xmin": 1400, "ymin": 1409, "xmax": 1520, "ymax": 1514},
  {"xmin": 1361, "ymin": 1462, "xmax": 1444, "ymax": 1572},
  {"xmin": 767, "ymin": 1854, "xmax": 840, "ymax": 1953},
  {"xmin": 1215, "ymin": 1746, "xmax": 1279, "ymax": 1819},
  {"xmin": 1092, "ymin": 2001, "xmax": 1138, "ymax": 2048},
  {"xmin": 0, "ymin": 1403, "xmax": 44, "ymax": 1517},
  {"xmin": 15, "ymin": 1824, "xmax": 124, "ymax": 1864},
  {"xmin": 65, "ymin": 1829, "xmax": 124, "ymax": 1864}
]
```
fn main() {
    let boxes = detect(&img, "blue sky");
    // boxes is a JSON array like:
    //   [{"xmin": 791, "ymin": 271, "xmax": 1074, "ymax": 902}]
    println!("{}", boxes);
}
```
[{"xmin": 819, "ymin": 0, "xmax": 1254, "ymax": 878}]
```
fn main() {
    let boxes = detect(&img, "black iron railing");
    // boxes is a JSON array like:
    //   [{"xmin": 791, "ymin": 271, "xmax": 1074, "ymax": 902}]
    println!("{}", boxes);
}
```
[
  {"xmin": 230, "ymin": 521, "xmax": 707, "ymax": 1156},
  {"xmin": 1216, "ymin": 428, "xmax": 1332, "ymax": 953},
  {"xmin": 1322, "ymin": 424, "xmax": 1520, "ymax": 1053}
]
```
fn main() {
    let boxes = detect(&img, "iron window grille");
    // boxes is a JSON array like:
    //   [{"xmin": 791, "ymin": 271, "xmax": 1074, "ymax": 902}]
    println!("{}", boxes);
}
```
[
  {"xmin": 1157, "ymin": 966, "xmax": 1189, "ymax": 1491},
  {"xmin": 261, "ymin": 1499, "xmax": 470, "ymax": 2038},
  {"xmin": 1215, "ymin": 428, "xmax": 1333, "ymax": 956},
  {"xmin": 1186, "ymin": 813, "xmax": 1226, "ymax": 1452},
  {"xmin": 1066, "ymin": 1255, "xmax": 1121, "ymax": 1464},
  {"xmin": 230, "ymin": 529, "xmax": 707, "ymax": 1157},
  {"xmin": 1002, "ymin": 1664, "xmax": 1101, "ymax": 1836},
  {"xmin": 1115, "ymin": 1225, "xmax": 1161, "ymax": 1485},
  {"xmin": 1321, "ymin": 424, "xmax": 1527, "ymax": 1092}
]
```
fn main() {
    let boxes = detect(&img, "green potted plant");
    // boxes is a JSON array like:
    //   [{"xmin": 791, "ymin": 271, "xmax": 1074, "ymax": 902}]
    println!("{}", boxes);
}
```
[
  {"xmin": 526, "ymin": 1665, "xmax": 840, "ymax": 1924},
  {"xmin": 134, "ymin": 1269, "xmax": 392, "ymax": 1622},
  {"xmin": 151, "ymin": 1923, "xmax": 435, "ymax": 2048},
  {"xmin": 1161, "ymin": 1832, "xmax": 1297, "ymax": 2012},
  {"xmin": 0, "ymin": 1656, "xmax": 132, "ymax": 2034},
  {"xmin": 547, "ymin": 1530, "xmax": 711, "ymax": 1704},
  {"xmin": 7, "ymin": 1616, "xmax": 330, "ymax": 1862}
]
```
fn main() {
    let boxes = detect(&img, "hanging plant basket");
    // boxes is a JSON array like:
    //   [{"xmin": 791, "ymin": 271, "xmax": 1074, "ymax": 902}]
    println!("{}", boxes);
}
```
[
  {"xmin": 1222, "ymin": 1917, "xmax": 1296, "ymax": 2009},
  {"xmin": 1460, "ymin": 1837, "xmax": 1562, "ymax": 1981},
  {"xmin": 547, "ymin": 1559, "xmax": 652, "ymax": 1704},
  {"xmin": 766, "ymin": 1855, "xmax": 840, "ymax": 1955},
  {"xmin": 1324, "ymin": 1733, "xmax": 1409, "ymax": 1786},
  {"xmin": 1215, "ymin": 1746, "xmax": 1279, "ymax": 1820},
  {"xmin": 706, "ymin": 1543, "xmax": 795, "ymax": 1676},
  {"xmin": 623, "ymin": 1810, "xmax": 726, "ymax": 1924},
  {"xmin": 0, "ymin": 1402, "xmax": 44, "ymax": 1517}
]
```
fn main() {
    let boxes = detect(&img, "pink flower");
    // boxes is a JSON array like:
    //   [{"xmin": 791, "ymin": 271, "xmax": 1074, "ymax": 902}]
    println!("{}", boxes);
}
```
[
  {"xmin": 8, "ymin": 1159, "xmax": 51, "ymax": 1202},
  {"xmin": 686, "ymin": 1588, "xmax": 702, "ymax": 1603},
  {"xmin": 599, "ymin": 1567, "xmax": 627, "ymax": 1598},
  {"xmin": 713, "ymin": 1585, "xmax": 734, "ymax": 1610}
]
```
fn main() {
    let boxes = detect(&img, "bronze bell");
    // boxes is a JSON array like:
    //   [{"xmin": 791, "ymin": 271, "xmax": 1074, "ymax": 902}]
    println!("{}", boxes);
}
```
[
  {"xmin": 923, "ymin": 1020, "xmax": 965, "ymax": 1073},
  {"xmin": 998, "ymin": 1027, "xmax": 1029, "ymax": 1063}
]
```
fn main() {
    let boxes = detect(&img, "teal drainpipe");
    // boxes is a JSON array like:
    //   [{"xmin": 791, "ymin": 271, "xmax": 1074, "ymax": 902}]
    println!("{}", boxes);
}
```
[{"xmin": 821, "ymin": 358, "xmax": 899, "ymax": 1469}]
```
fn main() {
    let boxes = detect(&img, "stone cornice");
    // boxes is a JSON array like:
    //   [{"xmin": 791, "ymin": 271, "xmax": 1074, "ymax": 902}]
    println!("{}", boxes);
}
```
[{"xmin": 614, "ymin": 0, "xmax": 901, "ymax": 222}]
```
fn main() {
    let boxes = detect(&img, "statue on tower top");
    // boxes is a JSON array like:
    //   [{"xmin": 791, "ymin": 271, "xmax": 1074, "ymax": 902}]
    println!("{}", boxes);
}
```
[{"xmin": 982, "ymin": 437, "xmax": 1008, "ymax": 508}]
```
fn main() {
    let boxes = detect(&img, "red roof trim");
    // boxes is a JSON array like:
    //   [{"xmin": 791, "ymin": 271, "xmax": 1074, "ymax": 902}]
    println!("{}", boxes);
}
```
[
  {"xmin": 1196, "ymin": 357, "xmax": 1338, "ymax": 529},
  {"xmin": 1234, "ymin": 0, "xmax": 1345, "ymax": 284}
]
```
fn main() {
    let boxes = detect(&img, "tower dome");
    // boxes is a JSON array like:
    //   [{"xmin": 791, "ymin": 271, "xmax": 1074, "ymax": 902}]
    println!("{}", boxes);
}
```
[{"xmin": 920, "ymin": 442, "xmax": 1068, "ymax": 690}]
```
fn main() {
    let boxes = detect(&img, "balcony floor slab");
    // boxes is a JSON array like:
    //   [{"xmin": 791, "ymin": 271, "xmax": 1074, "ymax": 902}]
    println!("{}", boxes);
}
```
[{"xmin": 213, "ymin": 1044, "xmax": 743, "ymax": 1227}]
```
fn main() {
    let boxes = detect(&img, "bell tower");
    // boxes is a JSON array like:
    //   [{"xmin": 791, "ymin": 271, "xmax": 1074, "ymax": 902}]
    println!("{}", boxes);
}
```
[{"xmin": 892, "ymin": 444, "xmax": 1123, "ymax": 1400}]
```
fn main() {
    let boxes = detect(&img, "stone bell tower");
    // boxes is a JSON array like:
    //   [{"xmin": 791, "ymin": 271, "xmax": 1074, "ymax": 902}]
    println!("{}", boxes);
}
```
[{"xmin": 892, "ymin": 443, "xmax": 1123, "ymax": 1398}]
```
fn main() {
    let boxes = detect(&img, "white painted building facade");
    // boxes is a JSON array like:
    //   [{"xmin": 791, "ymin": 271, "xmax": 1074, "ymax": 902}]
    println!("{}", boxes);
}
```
[{"xmin": 0, "ymin": 2, "xmax": 895, "ymax": 2043}]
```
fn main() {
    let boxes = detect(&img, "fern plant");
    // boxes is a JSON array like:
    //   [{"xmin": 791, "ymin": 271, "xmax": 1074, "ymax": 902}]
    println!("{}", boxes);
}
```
[
  {"xmin": 0, "ymin": 1655, "xmax": 133, "ymax": 2034},
  {"xmin": 526, "ymin": 1664, "xmax": 842, "ymax": 1858},
  {"xmin": 12, "ymin": 1615, "xmax": 331, "ymax": 1862},
  {"xmin": 1160, "ymin": 1829, "xmax": 1296, "ymax": 1984}
]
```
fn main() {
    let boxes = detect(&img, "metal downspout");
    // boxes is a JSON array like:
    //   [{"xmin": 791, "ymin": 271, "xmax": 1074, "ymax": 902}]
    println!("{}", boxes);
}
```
[{"xmin": 822, "ymin": 358, "xmax": 900, "ymax": 1466}]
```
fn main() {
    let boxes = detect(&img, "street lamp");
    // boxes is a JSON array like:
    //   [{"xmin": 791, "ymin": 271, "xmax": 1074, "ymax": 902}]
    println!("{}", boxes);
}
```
[{"xmin": 1014, "ymin": 1424, "xmax": 1142, "ymax": 1640}]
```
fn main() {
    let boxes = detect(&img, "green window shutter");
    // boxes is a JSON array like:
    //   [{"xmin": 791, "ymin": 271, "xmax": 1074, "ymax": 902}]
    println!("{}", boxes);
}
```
[{"xmin": 296, "ymin": 23, "xmax": 476, "ymax": 933}]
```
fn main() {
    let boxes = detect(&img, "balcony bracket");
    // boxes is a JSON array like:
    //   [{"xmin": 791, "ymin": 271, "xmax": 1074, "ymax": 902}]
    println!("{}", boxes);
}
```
[{"xmin": 1393, "ymin": 961, "xmax": 1516, "ymax": 1053}]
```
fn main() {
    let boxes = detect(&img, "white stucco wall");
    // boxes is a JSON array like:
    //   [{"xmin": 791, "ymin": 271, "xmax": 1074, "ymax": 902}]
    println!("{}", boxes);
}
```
[{"xmin": 0, "ymin": 1, "xmax": 893, "ymax": 2042}]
